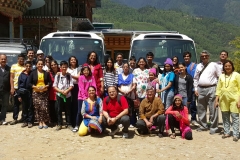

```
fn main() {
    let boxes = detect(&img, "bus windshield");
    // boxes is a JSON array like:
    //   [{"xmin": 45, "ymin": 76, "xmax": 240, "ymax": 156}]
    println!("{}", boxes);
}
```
[
  {"xmin": 40, "ymin": 38, "xmax": 104, "ymax": 65},
  {"xmin": 130, "ymin": 39, "xmax": 197, "ymax": 66}
]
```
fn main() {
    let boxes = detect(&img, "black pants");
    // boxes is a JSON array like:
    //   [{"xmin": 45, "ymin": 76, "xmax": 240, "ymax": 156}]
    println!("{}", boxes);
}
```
[
  {"xmin": 13, "ymin": 90, "xmax": 23, "ymax": 120},
  {"xmin": 56, "ymin": 96, "xmax": 72, "ymax": 126},
  {"xmin": 71, "ymin": 84, "xmax": 79, "ymax": 127},
  {"xmin": 167, "ymin": 114, "xmax": 193, "ymax": 140},
  {"xmin": 136, "ymin": 114, "xmax": 166, "ymax": 134},
  {"xmin": 102, "ymin": 115, "xmax": 130, "ymax": 133},
  {"xmin": 20, "ymin": 92, "xmax": 33, "ymax": 123},
  {"xmin": 49, "ymin": 100, "xmax": 57, "ymax": 123}
]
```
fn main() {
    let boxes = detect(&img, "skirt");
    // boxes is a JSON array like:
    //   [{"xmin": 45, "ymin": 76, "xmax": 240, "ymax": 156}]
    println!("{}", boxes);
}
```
[{"xmin": 32, "ymin": 91, "xmax": 50, "ymax": 122}]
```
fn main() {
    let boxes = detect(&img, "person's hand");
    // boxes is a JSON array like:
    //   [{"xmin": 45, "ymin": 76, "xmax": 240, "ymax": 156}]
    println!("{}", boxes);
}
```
[
  {"xmin": 214, "ymin": 101, "xmax": 219, "ymax": 108},
  {"xmin": 237, "ymin": 101, "xmax": 240, "ymax": 108},
  {"xmin": 108, "ymin": 118, "xmax": 115, "ymax": 125},
  {"xmin": 146, "ymin": 121, "xmax": 153, "ymax": 128},
  {"xmin": 10, "ymin": 88, "xmax": 15, "ymax": 95},
  {"xmin": 187, "ymin": 102, "xmax": 191, "ymax": 106},
  {"xmin": 149, "ymin": 116, "xmax": 154, "ymax": 123},
  {"xmin": 156, "ymin": 89, "xmax": 161, "ymax": 93},
  {"xmin": 175, "ymin": 111, "xmax": 182, "ymax": 119},
  {"xmin": 98, "ymin": 117, "xmax": 102, "ymax": 124},
  {"xmin": 195, "ymin": 91, "xmax": 199, "ymax": 97},
  {"xmin": 18, "ymin": 97, "xmax": 22, "ymax": 102},
  {"xmin": 63, "ymin": 90, "xmax": 68, "ymax": 96}
]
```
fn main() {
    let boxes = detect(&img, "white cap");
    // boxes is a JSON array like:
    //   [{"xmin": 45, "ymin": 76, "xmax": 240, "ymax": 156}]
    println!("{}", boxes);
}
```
[{"xmin": 37, "ymin": 50, "xmax": 44, "ymax": 55}]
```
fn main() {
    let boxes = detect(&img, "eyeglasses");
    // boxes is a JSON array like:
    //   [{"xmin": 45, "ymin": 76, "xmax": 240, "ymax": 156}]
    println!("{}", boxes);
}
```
[{"xmin": 200, "ymin": 55, "xmax": 209, "ymax": 58}]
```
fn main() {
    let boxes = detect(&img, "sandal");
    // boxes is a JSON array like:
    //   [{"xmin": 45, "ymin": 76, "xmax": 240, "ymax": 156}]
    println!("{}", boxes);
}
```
[
  {"xmin": 222, "ymin": 134, "xmax": 231, "ymax": 139},
  {"xmin": 170, "ymin": 133, "xmax": 176, "ymax": 139}
]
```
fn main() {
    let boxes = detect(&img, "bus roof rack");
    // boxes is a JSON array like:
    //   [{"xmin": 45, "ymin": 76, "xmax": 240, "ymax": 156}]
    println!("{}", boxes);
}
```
[{"xmin": 131, "ymin": 31, "xmax": 179, "ymax": 40}]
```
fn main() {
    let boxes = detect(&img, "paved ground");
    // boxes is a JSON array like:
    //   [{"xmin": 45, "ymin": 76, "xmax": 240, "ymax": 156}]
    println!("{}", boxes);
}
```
[{"xmin": 0, "ymin": 112, "xmax": 239, "ymax": 160}]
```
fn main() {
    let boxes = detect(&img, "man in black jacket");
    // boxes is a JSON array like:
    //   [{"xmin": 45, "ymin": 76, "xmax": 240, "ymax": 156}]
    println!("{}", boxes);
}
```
[{"xmin": 0, "ymin": 54, "xmax": 11, "ymax": 125}]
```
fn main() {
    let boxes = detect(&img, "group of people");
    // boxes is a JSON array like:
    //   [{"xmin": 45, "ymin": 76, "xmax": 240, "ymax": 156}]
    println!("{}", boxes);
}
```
[{"xmin": 0, "ymin": 49, "xmax": 239, "ymax": 141}]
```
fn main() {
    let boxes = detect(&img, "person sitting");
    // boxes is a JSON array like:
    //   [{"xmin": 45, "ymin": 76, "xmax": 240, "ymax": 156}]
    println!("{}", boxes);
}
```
[
  {"xmin": 78, "ymin": 86, "xmax": 103, "ymax": 136},
  {"xmin": 165, "ymin": 94, "xmax": 193, "ymax": 140},
  {"xmin": 135, "ymin": 86, "xmax": 165, "ymax": 138},
  {"xmin": 102, "ymin": 86, "xmax": 130, "ymax": 138}
]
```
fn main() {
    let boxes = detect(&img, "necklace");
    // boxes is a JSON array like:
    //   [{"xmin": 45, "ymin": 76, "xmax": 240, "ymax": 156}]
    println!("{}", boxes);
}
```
[{"xmin": 225, "ymin": 73, "xmax": 233, "ymax": 88}]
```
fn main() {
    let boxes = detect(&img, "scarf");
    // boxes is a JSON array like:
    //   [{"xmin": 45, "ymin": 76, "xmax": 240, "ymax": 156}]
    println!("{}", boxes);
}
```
[{"xmin": 118, "ymin": 73, "xmax": 133, "ymax": 86}]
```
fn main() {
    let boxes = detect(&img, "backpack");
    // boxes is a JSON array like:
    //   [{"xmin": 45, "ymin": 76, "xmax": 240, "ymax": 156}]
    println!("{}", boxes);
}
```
[
  {"xmin": 56, "ymin": 73, "xmax": 71, "ymax": 86},
  {"xmin": 106, "ymin": 95, "xmax": 133, "ymax": 116}
]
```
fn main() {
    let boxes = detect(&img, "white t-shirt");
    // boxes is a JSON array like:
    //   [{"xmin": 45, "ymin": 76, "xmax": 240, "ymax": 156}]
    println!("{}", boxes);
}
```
[{"xmin": 67, "ymin": 68, "xmax": 79, "ymax": 84}]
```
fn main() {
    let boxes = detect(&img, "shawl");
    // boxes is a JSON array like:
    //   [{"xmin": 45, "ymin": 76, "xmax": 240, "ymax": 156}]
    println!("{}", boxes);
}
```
[{"xmin": 118, "ymin": 73, "xmax": 134, "ymax": 86}]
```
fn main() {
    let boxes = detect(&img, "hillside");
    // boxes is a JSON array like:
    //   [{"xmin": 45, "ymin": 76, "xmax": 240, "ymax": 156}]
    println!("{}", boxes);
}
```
[
  {"xmin": 93, "ymin": 0, "xmax": 240, "ymax": 59},
  {"xmin": 113, "ymin": 0, "xmax": 240, "ymax": 26}
]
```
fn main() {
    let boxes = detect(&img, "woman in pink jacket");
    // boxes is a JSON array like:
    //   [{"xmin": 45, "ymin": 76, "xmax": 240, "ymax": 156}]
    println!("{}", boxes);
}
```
[
  {"xmin": 165, "ymin": 94, "xmax": 192, "ymax": 140},
  {"xmin": 72, "ymin": 64, "xmax": 96, "ymax": 132}
]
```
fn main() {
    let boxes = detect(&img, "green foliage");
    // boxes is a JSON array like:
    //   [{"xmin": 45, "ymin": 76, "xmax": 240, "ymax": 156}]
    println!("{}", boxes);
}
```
[
  {"xmin": 93, "ymin": 0, "xmax": 240, "ymax": 61},
  {"xmin": 113, "ymin": 0, "xmax": 240, "ymax": 26},
  {"xmin": 230, "ymin": 37, "xmax": 240, "ymax": 72}
]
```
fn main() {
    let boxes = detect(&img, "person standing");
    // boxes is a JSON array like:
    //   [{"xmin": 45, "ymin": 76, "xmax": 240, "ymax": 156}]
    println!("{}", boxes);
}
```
[
  {"xmin": 27, "ymin": 59, "xmax": 51, "ymax": 129},
  {"xmin": 146, "ymin": 52, "xmax": 160, "ymax": 75},
  {"xmin": 0, "ymin": 54, "xmax": 11, "ymax": 125},
  {"xmin": 36, "ymin": 50, "xmax": 45, "ymax": 61},
  {"xmin": 215, "ymin": 60, "xmax": 240, "ymax": 142},
  {"xmin": 194, "ymin": 50, "xmax": 221, "ymax": 134},
  {"xmin": 84, "ymin": 51, "xmax": 103, "ymax": 97},
  {"xmin": 9, "ymin": 54, "xmax": 25, "ymax": 125},
  {"xmin": 216, "ymin": 50, "xmax": 228, "ymax": 71},
  {"xmin": 129, "ymin": 56, "xmax": 136, "ymax": 73},
  {"xmin": 114, "ymin": 52, "xmax": 124, "ymax": 74},
  {"xmin": 183, "ymin": 51, "xmax": 199, "ymax": 126},
  {"xmin": 26, "ymin": 49, "xmax": 36, "ymax": 69}
]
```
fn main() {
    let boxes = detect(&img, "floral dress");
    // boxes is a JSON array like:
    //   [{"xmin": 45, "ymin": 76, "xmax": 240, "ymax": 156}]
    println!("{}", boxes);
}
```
[{"xmin": 133, "ymin": 68, "xmax": 149, "ymax": 99}]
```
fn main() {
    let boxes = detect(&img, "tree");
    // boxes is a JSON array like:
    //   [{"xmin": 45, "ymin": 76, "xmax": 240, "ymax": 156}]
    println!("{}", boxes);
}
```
[{"xmin": 230, "ymin": 37, "xmax": 240, "ymax": 72}]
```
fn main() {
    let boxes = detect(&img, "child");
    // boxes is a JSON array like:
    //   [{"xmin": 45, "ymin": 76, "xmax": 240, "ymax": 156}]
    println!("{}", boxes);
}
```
[
  {"xmin": 53, "ymin": 61, "xmax": 74, "ymax": 131},
  {"xmin": 148, "ymin": 68, "xmax": 159, "ymax": 97},
  {"xmin": 17, "ymin": 61, "xmax": 33, "ymax": 128},
  {"xmin": 72, "ymin": 64, "xmax": 96, "ymax": 132}
]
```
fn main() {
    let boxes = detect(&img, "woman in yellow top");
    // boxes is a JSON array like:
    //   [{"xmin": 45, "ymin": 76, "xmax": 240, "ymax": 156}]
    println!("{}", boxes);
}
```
[
  {"xmin": 27, "ymin": 59, "xmax": 52, "ymax": 129},
  {"xmin": 215, "ymin": 60, "xmax": 240, "ymax": 142}
]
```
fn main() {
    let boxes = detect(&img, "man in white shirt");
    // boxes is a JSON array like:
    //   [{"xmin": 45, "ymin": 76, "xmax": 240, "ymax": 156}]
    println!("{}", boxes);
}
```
[
  {"xmin": 216, "ymin": 50, "xmax": 228, "ymax": 72},
  {"xmin": 114, "ymin": 52, "xmax": 123, "ymax": 74},
  {"xmin": 194, "ymin": 50, "xmax": 222, "ymax": 134}
]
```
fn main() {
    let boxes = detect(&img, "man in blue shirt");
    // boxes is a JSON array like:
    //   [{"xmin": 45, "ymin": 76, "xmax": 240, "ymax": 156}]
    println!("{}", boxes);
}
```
[{"xmin": 183, "ymin": 51, "xmax": 199, "ymax": 126}]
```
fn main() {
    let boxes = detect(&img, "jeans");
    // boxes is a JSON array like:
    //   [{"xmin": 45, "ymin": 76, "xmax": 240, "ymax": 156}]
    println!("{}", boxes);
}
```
[
  {"xmin": 56, "ymin": 96, "xmax": 72, "ymax": 126},
  {"xmin": 21, "ymin": 92, "xmax": 33, "ymax": 123},
  {"xmin": 102, "ymin": 115, "xmax": 130, "ymax": 133},
  {"xmin": 76, "ymin": 100, "xmax": 83, "ymax": 127},
  {"xmin": 136, "ymin": 114, "xmax": 166, "ymax": 134},
  {"xmin": 189, "ymin": 92, "xmax": 197, "ymax": 121},
  {"xmin": 182, "ymin": 97, "xmax": 187, "ymax": 107},
  {"xmin": 164, "ymin": 90, "xmax": 174, "ymax": 109},
  {"xmin": 0, "ymin": 91, "xmax": 10, "ymax": 121},
  {"xmin": 222, "ymin": 111, "xmax": 239, "ymax": 138}
]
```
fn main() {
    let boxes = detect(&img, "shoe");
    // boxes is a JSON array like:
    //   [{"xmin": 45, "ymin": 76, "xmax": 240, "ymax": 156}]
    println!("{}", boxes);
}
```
[
  {"xmin": 28, "ymin": 123, "xmax": 33, "ymax": 128},
  {"xmin": 67, "ymin": 125, "xmax": 73, "ymax": 131},
  {"xmin": 233, "ymin": 137, "xmax": 238, "ymax": 142},
  {"xmin": 2, "ymin": 121, "xmax": 8, "ymax": 125},
  {"xmin": 72, "ymin": 126, "xmax": 79, "ymax": 132},
  {"xmin": 56, "ymin": 125, "xmax": 62, "ymax": 131},
  {"xmin": 222, "ymin": 134, "xmax": 231, "ymax": 139},
  {"xmin": 158, "ymin": 133, "xmax": 164, "ymax": 138},
  {"xmin": 18, "ymin": 118, "xmax": 24, "ymax": 123},
  {"xmin": 38, "ymin": 126, "xmax": 43, "ymax": 129},
  {"xmin": 9, "ymin": 120, "xmax": 18, "ymax": 125},
  {"xmin": 21, "ymin": 123, "xmax": 28, "ymax": 128},
  {"xmin": 109, "ymin": 127, "xmax": 120, "ymax": 136},
  {"xmin": 209, "ymin": 128, "xmax": 220, "ymax": 135},
  {"xmin": 0, "ymin": 121, "xmax": 2, "ymax": 125},
  {"xmin": 196, "ymin": 127, "xmax": 208, "ymax": 132},
  {"xmin": 122, "ymin": 133, "xmax": 129, "ymax": 138},
  {"xmin": 118, "ymin": 124, "xmax": 123, "ymax": 128},
  {"xmin": 191, "ymin": 120, "xmax": 200, "ymax": 126},
  {"xmin": 129, "ymin": 125, "xmax": 135, "ymax": 128},
  {"xmin": 43, "ymin": 125, "xmax": 48, "ymax": 129}
]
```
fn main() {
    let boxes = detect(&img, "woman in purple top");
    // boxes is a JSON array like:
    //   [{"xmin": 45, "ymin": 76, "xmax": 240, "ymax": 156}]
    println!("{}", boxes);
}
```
[{"xmin": 72, "ymin": 64, "xmax": 96, "ymax": 132}]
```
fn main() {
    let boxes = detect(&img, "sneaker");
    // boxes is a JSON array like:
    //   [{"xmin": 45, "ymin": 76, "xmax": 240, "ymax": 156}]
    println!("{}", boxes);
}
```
[
  {"xmin": 67, "ymin": 125, "xmax": 73, "ymax": 131},
  {"xmin": 158, "ymin": 133, "xmax": 164, "ymax": 138},
  {"xmin": 28, "ymin": 123, "xmax": 33, "ymax": 128},
  {"xmin": 191, "ymin": 120, "xmax": 200, "ymax": 126},
  {"xmin": 129, "ymin": 125, "xmax": 135, "ymax": 128},
  {"xmin": 72, "ymin": 126, "xmax": 79, "ymax": 132},
  {"xmin": 2, "ymin": 121, "xmax": 8, "ymax": 125},
  {"xmin": 21, "ymin": 123, "xmax": 28, "ymax": 128},
  {"xmin": 134, "ymin": 129, "xmax": 141, "ymax": 136},
  {"xmin": 109, "ymin": 127, "xmax": 120, "ymax": 136},
  {"xmin": 118, "ymin": 124, "xmax": 123, "ymax": 128},
  {"xmin": 122, "ymin": 133, "xmax": 129, "ymax": 138},
  {"xmin": 56, "ymin": 125, "xmax": 62, "ymax": 131},
  {"xmin": 10, "ymin": 120, "xmax": 18, "ymax": 125}
]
